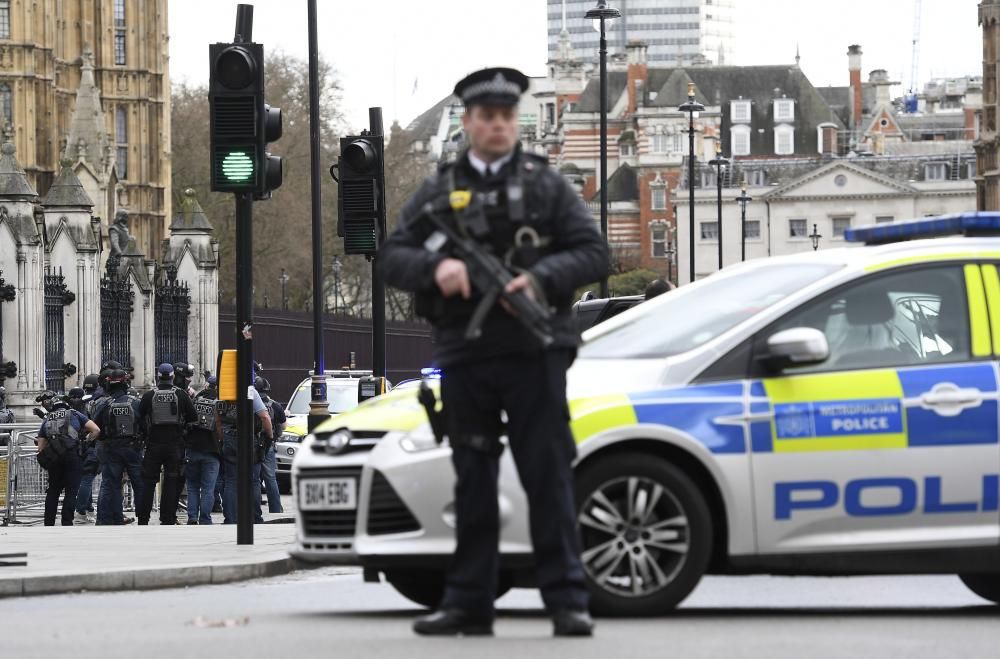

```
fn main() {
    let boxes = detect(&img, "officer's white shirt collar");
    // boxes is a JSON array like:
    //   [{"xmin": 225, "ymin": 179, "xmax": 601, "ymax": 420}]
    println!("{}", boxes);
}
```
[{"xmin": 467, "ymin": 150, "xmax": 513, "ymax": 178}]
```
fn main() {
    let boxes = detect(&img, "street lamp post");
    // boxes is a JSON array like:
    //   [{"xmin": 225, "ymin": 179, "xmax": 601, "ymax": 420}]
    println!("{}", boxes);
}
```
[
  {"xmin": 332, "ymin": 256, "xmax": 342, "ymax": 315},
  {"xmin": 679, "ymin": 82, "xmax": 704, "ymax": 284},
  {"xmin": 586, "ymin": 0, "xmax": 620, "ymax": 299},
  {"xmin": 279, "ymin": 268, "xmax": 289, "ymax": 310},
  {"xmin": 735, "ymin": 180, "xmax": 752, "ymax": 262},
  {"xmin": 810, "ymin": 223, "xmax": 823, "ymax": 251},
  {"xmin": 708, "ymin": 142, "xmax": 729, "ymax": 272}
]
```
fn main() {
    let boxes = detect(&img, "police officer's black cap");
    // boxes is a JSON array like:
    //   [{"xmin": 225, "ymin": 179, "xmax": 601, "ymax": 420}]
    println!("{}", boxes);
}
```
[
  {"xmin": 454, "ymin": 67, "xmax": 529, "ymax": 108},
  {"xmin": 68, "ymin": 387, "xmax": 85, "ymax": 399}
]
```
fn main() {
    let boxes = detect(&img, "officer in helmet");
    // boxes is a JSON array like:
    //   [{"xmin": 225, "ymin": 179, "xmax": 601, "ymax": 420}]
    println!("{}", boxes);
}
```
[
  {"xmin": 186, "ymin": 372, "xmax": 221, "ymax": 524},
  {"xmin": 216, "ymin": 376, "xmax": 273, "ymax": 524},
  {"xmin": 0, "ymin": 385, "xmax": 14, "ymax": 424},
  {"xmin": 137, "ymin": 363, "xmax": 195, "ymax": 525},
  {"xmin": 70, "ymin": 383, "xmax": 100, "ymax": 524},
  {"xmin": 92, "ymin": 368, "xmax": 143, "ymax": 525},
  {"xmin": 36, "ymin": 391, "xmax": 99, "ymax": 526},
  {"xmin": 173, "ymin": 362, "xmax": 197, "ymax": 398}
]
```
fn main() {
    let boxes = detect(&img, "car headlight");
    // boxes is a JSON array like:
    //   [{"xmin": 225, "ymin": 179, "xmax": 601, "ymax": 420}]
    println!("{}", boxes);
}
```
[
  {"xmin": 399, "ymin": 424, "xmax": 446, "ymax": 453},
  {"xmin": 280, "ymin": 431, "xmax": 303, "ymax": 443},
  {"xmin": 312, "ymin": 428, "xmax": 352, "ymax": 455}
]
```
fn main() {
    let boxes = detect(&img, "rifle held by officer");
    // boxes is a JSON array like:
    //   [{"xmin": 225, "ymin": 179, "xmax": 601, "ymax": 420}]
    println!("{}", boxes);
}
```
[{"xmin": 420, "ymin": 191, "xmax": 554, "ymax": 348}]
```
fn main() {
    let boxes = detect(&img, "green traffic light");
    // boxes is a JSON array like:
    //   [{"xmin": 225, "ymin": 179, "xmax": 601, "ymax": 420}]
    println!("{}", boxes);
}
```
[{"xmin": 221, "ymin": 151, "xmax": 255, "ymax": 181}]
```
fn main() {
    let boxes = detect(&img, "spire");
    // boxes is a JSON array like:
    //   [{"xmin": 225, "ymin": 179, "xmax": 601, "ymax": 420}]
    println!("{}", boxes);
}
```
[
  {"xmin": 0, "ymin": 138, "xmax": 38, "ymax": 199},
  {"xmin": 169, "ymin": 188, "xmax": 213, "ymax": 233},
  {"xmin": 41, "ymin": 158, "xmax": 95, "ymax": 208},
  {"xmin": 63, "ymin": 45, "xmax": 111, "ymax": 174},
  {"xmin": 794, "ymin": 43, "xmax": 801, "ymax": 69}
]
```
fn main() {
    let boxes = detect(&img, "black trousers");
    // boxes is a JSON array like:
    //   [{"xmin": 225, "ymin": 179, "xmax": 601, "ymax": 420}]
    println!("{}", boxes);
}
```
[
  {"xmin": 439, "ymin": 349, "xmax": 589, "ymax": 619},
  {"xmin": 137, "ymin": 440, "xmax": 184, "ymax": 525},
  {"xmin": 44, "ymin": 449, "xmax": 83, "ymax": 526}
]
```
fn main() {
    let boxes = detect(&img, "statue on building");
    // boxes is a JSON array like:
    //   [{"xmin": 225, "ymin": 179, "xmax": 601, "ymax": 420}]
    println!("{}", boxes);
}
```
[{"xmin": 108, "ymin": 209, "xmax": 131, "ymax": 256}]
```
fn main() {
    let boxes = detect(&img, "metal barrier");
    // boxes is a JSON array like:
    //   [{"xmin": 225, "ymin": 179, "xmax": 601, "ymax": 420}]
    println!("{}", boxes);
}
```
[{"xmin": 1, "ymin": 424, "xmax": 139, "ymax": 525}]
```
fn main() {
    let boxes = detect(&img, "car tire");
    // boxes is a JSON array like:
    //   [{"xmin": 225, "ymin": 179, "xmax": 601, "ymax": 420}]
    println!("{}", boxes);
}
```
[
  {"xmin": 959, "ymin": 573, "xmax": 1000, "ymax": 605},
  {"xmin": 575, "ymin": 452, "xmax": 713, "ymax": 617},
  {"xmin": 385, "ymin": 570, "xmax": 513, "ymax": 609}
]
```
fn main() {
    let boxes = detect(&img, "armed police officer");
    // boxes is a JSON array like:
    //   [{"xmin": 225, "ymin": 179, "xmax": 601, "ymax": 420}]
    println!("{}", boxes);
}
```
[
  {"xmin": 254, "ymin": 377, "xmax": 285, "ymax": 514},
  {"xmin": 36, "ymin": 391, "xmax": 99, "ymax": 526},
  {"xmin": 137, "ymin": 363, "xmax": 195, "ymax": 525},
  {"xmin": 186, "ymin": 375, "xmax": 221, "ymax": 524},
  {"xmin": 216, "ymin": 386, "xmax": 272, "ymax": 524},
  {"xmin": 72, "ymin": 379, "xmax": 101, "ymax": 524},
  {"xmin": 379, "ymin": 67, "xmax": 609, "ymax": 637},
  {"xmin": 92, "ymin": 368, "xmax": 143, "ymax": 525}
]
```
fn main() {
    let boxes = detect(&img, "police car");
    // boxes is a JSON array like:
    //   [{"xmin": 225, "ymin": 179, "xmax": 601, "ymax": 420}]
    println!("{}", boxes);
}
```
[
  {"xmin": 291, "ymin": 212, "xmax": 1000, "ymax": 614},
  {"xmin": 275, "ymin": 370, "xmax": 377, "ymax": 492}
]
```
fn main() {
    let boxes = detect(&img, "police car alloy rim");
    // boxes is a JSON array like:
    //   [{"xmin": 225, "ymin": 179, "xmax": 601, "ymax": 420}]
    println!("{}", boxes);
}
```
[{"xmin": 578, "ymin": 475, "xmax": 689, "ymax": 597}]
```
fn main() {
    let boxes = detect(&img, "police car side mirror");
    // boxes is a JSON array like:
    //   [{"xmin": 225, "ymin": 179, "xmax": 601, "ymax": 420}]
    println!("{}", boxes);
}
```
[{"xmin": 761, "ymin": 327, "xmax": 829, "ymax": 372}]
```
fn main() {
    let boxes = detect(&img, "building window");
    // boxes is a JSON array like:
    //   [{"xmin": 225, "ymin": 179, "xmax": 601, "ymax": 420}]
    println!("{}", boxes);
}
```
[
  {"xmin": 700, "ymin": 221, "xmax": 718, "ymax": 240},
  {"xmin": 730, "ymin": 100, "xmax": 751, "ymax": 123},
  {"xmin": 0, "ymin": 1, "xmax": 10, "ymax": 39},
  {"xmin": 620, "ymin": 142, "xmax": 636, "ymax": 157},
  {"xmin": 967, "ymin": 161, "xmax": 977, "ymax": 179},
  {"xmin": 114, "ymin": 0, "xmax": 127, "ymax": 65},
  {"xmin": 875, "ymin": 216, "xmax": 894, "ymax": 224},
  {"xmin": 789, "ymin": 219, "xmax": 807, "ymax": 238},
  {"xmin": 116, "ymin": 106, "xmax": 128, "ymax": 179},
  {"xmin": 731, "ymin": 125, "xmax": 750, "ymax": 156},
  {"xmin": 0, "ymin": 83, "xmax": 11, "ymax": 126},
  {"xmin": 671, "ymin": 133, "xmax": 684, "ymax": 153},
  {"xmin": 774, "ymin": 99, "xmax": 795, "ymax": 122},
  {"xmin": 925, "ymin": 163, "xmax": 948, "ymax": 180},
  {"xmin": 832, "ymin": 217, "xmax": 851, "ymax": 237},
  {"xmin": 775, "ymin": 125, "xmax": 795, "ymax": 155},
  {"xmin": 651, "ymin": 188, "xmax": 666, "ymax": 210},
  {"xmin": 745, "ymin": 220, "xmax": 761, "ymax": 239},
  {"xmin": 652, "ymin": 224, "xmax": 668, "ymax": 258},
  {"xmin": 651, "ymin": 133, "xmax": 669, "ymax": 154}
]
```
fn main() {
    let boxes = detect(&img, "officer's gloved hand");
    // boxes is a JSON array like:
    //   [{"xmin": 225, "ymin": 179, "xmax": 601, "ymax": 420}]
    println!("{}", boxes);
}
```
[{"xmin": 32, "ymin": 407, "xmax": 45, "ymax": 419}]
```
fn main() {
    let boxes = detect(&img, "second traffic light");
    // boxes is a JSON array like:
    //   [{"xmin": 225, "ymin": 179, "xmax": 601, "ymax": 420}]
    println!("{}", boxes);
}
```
[
  {"xmin": 209, "ymin": 41, "xmax": 282, "ymax": 197},
  {"xmin": 337, "ymin": 134, "xmax": 385, "ymax": 255}
]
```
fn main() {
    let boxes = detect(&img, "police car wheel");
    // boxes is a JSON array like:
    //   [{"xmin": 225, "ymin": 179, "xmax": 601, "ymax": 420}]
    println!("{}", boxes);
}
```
[
  {"xmin": 385, "ymin": 570, "xmax": 512, "ymax": 609},
  {"xmin": 959, "ymin": 573, "xmax": 1000, "ymax": 605},
  {"xmin": 576, "ymin": 453, "xmax": 713, "ymax": 616}
]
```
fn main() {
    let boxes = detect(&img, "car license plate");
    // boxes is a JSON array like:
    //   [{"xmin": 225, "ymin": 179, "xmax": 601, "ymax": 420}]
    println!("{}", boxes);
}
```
[{"xmin": 299, "ymin": 478, "xmax": 357, "ymax": 511}]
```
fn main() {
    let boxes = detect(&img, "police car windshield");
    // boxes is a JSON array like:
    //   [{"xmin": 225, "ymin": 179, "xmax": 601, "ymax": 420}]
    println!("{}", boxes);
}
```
[
  {"xmin": 579, "ymin": 263, "xmax": 841, "ymax": 359},
  {"xmin": 286, "ymin": 382, "xmax": 359, "ymax": 415}
]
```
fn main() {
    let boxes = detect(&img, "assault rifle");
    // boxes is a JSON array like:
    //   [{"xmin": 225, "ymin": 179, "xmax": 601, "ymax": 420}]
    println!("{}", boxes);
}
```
[{"xmin": 420, "ymin": 191, "xmax": 554, "ymax": 347}]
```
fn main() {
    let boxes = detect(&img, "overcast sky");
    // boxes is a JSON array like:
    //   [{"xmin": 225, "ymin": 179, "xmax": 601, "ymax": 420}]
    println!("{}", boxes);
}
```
[{"xmin": 169, "ymin": 1, "xmax": 982, "ymax": 132}]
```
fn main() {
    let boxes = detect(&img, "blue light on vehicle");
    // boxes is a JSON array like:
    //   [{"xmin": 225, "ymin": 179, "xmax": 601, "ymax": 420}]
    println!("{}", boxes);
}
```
[
  {"xmin": 420, "ymin": 367, "xmax": 442, "ymax": 377},
  {"xmin": 845, "ymin": 212, "xmax": 1000, "ymax": 245}
]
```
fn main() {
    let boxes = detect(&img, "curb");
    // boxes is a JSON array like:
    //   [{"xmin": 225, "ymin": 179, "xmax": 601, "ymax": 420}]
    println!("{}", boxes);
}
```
[{"xmin": 0, "ymin": 554, "xmax": 297, "ymax": 599}]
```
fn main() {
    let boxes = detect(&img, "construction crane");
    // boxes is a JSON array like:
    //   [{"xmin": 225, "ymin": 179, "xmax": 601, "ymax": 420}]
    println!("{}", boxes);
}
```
[{"xmin": 906, "ymin": 0, "xmax": 922, "ymax": 113}]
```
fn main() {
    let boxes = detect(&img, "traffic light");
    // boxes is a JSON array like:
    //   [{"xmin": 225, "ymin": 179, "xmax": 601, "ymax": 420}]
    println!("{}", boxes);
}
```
[
  {"xmin": 336, "ymin": 134, "xmax": 385, "ymax": 255},
  {"xmin": 208, "ymin": 41, "xmax": 282, "ymax": 197}
]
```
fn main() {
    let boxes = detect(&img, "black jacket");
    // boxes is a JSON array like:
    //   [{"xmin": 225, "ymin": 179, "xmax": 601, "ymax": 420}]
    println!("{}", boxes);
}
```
[{"xmin": 378, "ymin": 147, "xmax": 608, "ymax": 366}]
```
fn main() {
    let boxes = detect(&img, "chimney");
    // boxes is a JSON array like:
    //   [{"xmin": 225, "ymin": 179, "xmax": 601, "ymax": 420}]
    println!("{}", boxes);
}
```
[
  {"xmin": 626, "ymin": 40, "xmax": 649, "ymax": 114},
  {"xmin": 869, "ymin": 69, "xmax": 892, "ymax": 106},
  {"xmin": 848, "ymin": 44, "xmax": 863, "ymax": 129}
]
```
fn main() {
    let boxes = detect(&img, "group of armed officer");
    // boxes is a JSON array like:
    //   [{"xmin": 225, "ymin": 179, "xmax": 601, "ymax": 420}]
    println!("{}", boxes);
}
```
[{"xmin": 33, "ymin": 360, "xmax": 280, "ymax": 526}]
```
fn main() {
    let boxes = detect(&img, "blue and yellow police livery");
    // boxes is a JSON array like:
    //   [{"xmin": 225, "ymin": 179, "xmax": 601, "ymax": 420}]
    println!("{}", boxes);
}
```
[{"xmin": 291, "ymin": 212, "xmax": 1000, "ymax": 614}]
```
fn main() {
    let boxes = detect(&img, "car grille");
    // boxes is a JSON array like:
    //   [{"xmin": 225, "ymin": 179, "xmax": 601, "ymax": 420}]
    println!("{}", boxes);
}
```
[
  {"xmin": 298, "ymin": 467, "xmax": 362, "ymax": 538},
  {"xmin": 311, "ymin": 430, "xmax": 387, "ymax": 456},
  {"xmin": 366, "ymin": 470, "xmax": 421, "ymax": 536}
]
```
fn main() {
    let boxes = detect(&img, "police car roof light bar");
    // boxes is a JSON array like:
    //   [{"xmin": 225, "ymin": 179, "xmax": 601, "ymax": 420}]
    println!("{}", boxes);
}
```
[{"xmin": 845, "ymin": 211, "xmax": 1000, "ymax": 245}]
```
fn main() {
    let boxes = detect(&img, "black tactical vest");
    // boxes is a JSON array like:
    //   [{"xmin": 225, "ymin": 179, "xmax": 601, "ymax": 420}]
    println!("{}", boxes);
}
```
[
  {"xmin": 193, "ymin": 397, "xmax": 217, "ymax": 432},
  {"xmin": 106, "ymin": 398, "xmax": 138, "ymax": 439},
  {"xmin": 151, "ymin": 388, "xmax": 183, "ymax": 426}
]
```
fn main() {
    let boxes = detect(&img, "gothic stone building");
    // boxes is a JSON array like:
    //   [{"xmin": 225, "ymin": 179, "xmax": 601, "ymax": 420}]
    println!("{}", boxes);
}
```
[{"xmin": 0, "ymin": 0, "xmax": 170, "ymax": 257}]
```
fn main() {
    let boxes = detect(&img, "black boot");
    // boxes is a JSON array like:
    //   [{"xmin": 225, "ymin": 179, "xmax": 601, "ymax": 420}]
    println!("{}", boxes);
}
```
[
  {"xmin": 552, "ymin": 609, "xmax": 594, "ymax": 637},
  {"xmin": 413, "ymin": 609, "xmax": 493, "ymax": 636}
]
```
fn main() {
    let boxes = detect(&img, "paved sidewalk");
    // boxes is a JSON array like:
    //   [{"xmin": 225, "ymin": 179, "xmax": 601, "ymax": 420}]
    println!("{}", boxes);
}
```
[{"xmin": 0, "ymin": 523, "xmax": 299, "ymax": 598}]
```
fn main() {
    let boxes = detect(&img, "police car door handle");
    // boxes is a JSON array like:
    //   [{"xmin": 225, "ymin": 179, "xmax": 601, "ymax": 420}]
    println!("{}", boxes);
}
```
[{"xmin": 919, "ymin": 388, "xmax": 982, "ymax": 407}]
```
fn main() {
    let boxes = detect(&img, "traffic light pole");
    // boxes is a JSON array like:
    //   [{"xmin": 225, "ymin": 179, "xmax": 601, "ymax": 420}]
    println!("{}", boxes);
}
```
[
  {"xmin": 306, "ymin": 0, "xmax": 327, "ymax": 431},
  {"xmin": 370, "ymin": 107, "xmax": 386, "ymax": 380},
  {"xmin": 234, "ymin": 191, "xmax": 255, "ymax": 545}
]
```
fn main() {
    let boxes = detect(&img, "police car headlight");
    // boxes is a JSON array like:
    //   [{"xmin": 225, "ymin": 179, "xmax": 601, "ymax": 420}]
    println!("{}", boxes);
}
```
[
  {"xmin": 399, "ymin": 424, "xmax": 445, "ymax": 453},
  {"xmin": 280, "ymin": 431, "xmax": 303, "ymax": 444}
]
